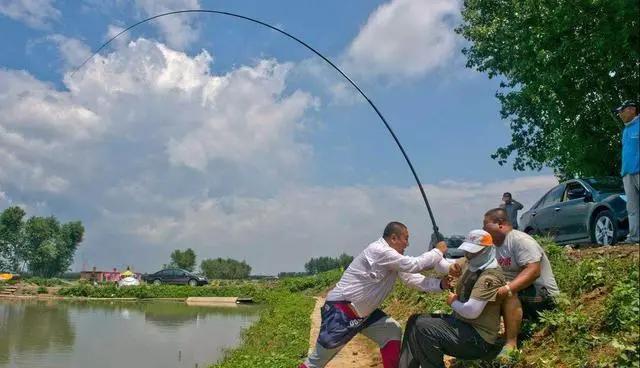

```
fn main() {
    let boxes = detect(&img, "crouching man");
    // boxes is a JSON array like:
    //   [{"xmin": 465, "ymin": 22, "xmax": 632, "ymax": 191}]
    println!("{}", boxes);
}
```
[
  {"xmin": 299, "ymin": 221, "xmax": 449, "ymax": 368},
  {"xmin": 399, "ymin": 230, "xmax": 505, "ymax": 368}
]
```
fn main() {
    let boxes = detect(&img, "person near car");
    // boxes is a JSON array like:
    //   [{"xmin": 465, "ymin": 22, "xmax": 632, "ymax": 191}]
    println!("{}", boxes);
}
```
[
  {"xmin": 615, "ymin": 100, "xmax": 639, "ymax": 244},
  {"xmin": 482, "ymin": 207, "xmax": 559, "ymax": 358},
  {"xmin": 499, "ymin": 192, "xmax": 524, "ymax": 230},
  {"xmin": 298, "ymin": 221, "xmax": 449, "ymax": 368},
  {"xmin": 399, "ymin": 229, "xmax": 505, "ymax": 368}
]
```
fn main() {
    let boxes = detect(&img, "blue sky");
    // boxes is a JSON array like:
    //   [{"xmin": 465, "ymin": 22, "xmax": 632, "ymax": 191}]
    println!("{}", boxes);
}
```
[{"xmin": 0, "ymin": 0, "xmax": 556, "ymax": 274}]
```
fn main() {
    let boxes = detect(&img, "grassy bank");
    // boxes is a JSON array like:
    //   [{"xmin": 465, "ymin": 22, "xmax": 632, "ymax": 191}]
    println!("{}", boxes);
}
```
[
  {"xmin": 382, "ymin": 241, "xmax": 639, "ymax": 368},
  {"xmin": 211, "ymin": 269, "xmax": 342, "ymax": 368}
]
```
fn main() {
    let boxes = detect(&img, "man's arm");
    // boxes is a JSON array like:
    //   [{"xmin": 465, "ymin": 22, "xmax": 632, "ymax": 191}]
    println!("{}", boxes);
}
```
[
  {"xmin": 512, "ymin": 199, "xmax": 524, "ymax": 210},
  {"xmin": 398, "ymin": 272, "xmax": 445, "ymax": 293},
  {"xmin": 448, "ymin": 294, "xmax": 488, "ymax": 319},
  {"xmin": 497, "ymin": 262, "xmax": 541, "ymax": 298},
  {"xmin": 377, "ymin": 242, "xmax": 447, "ymax": 273}
]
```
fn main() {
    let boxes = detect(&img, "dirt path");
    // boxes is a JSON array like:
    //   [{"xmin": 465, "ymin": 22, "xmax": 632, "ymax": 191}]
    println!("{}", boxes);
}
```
[{"xmin": 308, "ymin": 297, "xmax": 382, "ymax": 368}]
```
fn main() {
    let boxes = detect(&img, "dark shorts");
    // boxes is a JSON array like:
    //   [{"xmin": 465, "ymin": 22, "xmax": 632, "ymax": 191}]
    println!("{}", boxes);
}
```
[
  {"xmin": 317, "ymin": 301, "xmax": 386, "ymax": 349},
  {"xmin": 517, "ymin": 285, "xmax": 556, "ymax": 320}
]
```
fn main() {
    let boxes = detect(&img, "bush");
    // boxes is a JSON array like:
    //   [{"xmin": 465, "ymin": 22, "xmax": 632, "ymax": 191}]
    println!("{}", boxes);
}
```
[
  {"xmin": 36, "ymin": 286, "xmax": 48, "ymax": 294},
  {"xmin": 604, "ymin": 270, "xmax": 640, "ymax": 333}
]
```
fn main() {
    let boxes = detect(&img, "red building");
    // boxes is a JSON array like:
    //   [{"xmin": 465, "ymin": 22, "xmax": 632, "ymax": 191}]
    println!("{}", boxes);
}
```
[{"xmin": 80, "ymin": 267, "xmax": 141, "ymax": 282}]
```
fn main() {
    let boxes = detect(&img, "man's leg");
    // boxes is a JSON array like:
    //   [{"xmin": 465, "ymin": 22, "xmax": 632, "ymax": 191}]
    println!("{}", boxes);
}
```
[
  {"xmin": 623, "ymin": 173, "xmax": 640, "ymax": 243},
  {"xmin": 399, "ymin": 314, "xmax": 499, "ymax": 368},
  {"xmin": 501, "ymin": 293, "xmax": 523, "ymax": 349},
  {"xmin": 360, "ymin": 315, "xmax": 402, "ymax": 368},
  {"xmin": 300, "ymin": 343, "xmax": 344, "ymax": 368}
]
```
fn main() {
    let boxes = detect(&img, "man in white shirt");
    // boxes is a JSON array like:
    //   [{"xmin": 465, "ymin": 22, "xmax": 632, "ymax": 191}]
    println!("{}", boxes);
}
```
[{"xmin": 298, "ymin": 222, "xmax": 449, "ymax": 368}]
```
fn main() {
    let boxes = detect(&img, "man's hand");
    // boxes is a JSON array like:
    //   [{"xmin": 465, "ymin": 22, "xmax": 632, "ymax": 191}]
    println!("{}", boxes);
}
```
[
  {"xmin": 435, "ymin": 241, "xmax": 447, "ymax": 254},
  {"xmin": 497, "ymin": 285, "xmax": 512, "ymax": 300},
  {"xmin": 446, "ymin": 292, "xmax": 458, "ymax": 306},
  {"xmin": 440, "ymin": 277, "xmax": 452, "ymax": 291},
  {"xmin": 448, "ymin": 263, "xmax": 462, "ymax": 277}
]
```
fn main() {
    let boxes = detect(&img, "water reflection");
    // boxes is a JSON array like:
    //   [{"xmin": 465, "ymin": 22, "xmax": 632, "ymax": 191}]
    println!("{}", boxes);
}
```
[
  {"xmin": 0, "ymin": 300, "xmax": 75, "ymax": 365},
  {"xmin": 0, "ymin": 299, "xmax": 260, "ymax": 368}
]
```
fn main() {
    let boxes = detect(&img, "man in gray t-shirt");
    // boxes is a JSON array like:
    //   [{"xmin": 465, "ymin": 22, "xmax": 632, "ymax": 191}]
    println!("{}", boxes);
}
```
[
  {"xmin": 499, "ymin": 192, "xmax": 524, "ymax": 229},
  {"xmin": 483, "ymin": 207, "xmax": 559, "ymax": 357}
]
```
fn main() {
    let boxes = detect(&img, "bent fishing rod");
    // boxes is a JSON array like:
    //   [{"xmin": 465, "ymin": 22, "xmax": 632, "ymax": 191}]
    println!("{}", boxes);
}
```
[{"xmin": 72, "ymin": 9, "xmax": 444, "ymax": 243}]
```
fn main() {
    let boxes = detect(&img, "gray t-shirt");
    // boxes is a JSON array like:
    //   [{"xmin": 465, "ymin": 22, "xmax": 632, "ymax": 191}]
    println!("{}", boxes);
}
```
[
  {"xmin": 495, "ymin": 230, "xmax": 559, "ymax": 296},
  {"xmin": 499, "ymin": 201, "xmax": 524, "ymax": 228}
]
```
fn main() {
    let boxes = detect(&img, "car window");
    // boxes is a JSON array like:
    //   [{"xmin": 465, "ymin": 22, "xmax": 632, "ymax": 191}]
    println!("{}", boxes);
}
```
[
  {"xmin": 540, "ymin": 185, "xmax": 564, "ymax": 208},
  {"xmin": 563, "ymin": 182, "xmax": 587, "ymax": 201}
]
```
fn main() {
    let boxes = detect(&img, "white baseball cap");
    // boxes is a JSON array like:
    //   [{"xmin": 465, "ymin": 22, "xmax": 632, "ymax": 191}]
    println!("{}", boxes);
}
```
[{"xmin": 458, "ymin": 229, "xmax": 494, "ymax": 253}]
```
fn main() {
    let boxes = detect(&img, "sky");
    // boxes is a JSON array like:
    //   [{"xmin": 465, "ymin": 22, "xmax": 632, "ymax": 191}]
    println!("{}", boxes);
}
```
[{"xmin": 0, "ymin": 0, "xmax": 558, "ymax": 275}]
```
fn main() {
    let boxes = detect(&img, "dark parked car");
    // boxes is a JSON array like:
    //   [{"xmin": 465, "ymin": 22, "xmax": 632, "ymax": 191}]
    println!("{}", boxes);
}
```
[
  {"xmin": 444, "ymin": 235, "xmax": 466, "ymax": 259},
  {"xmin": 519, "ymin": 177, "xmax": 628, "ymax": 246},
  {"xmin": 427, "ymin": 234, "xmax": 466, "ymax": 259},
  {"xmin": 142, "ymin": 268, "xmax": 208, "ymax": 286}
]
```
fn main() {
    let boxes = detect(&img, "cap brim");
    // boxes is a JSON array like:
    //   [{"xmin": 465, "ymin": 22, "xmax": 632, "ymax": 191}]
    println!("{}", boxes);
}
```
[{"xmin": 458, "ymin": 241, "xmax": 486, "ymax": 253}]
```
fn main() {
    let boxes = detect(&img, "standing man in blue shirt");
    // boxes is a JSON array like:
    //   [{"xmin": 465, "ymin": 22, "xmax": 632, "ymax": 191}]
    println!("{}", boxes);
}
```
[{"xmin": 615, "ymin": 100, "xmax": 639, "ymax": 244}]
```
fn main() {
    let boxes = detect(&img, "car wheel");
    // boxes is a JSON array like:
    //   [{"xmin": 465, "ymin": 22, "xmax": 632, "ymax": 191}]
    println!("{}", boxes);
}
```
[
  {"xmin": 188, "ymin": 279, "xmax": 198, "ymax": 287},
  {"xmin": 591, "ymin": 210, "xmax": 617, "ymax": 246},
  {"xmin": 153, "ymin": 279, "xmax": 162, "ymax": 285}
]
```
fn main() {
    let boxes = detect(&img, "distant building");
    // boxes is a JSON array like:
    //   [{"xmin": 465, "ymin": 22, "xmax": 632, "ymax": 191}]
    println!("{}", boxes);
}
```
[{"xmin": 80, "ymin": 267, "xmax": 141, "ymax": 283}]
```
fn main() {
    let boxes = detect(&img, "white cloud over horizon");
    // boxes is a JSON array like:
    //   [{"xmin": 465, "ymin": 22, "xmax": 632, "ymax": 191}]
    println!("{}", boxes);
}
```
[{"xmin": 76, "ymin": 174, "xmax": 557, "ymax": 274}]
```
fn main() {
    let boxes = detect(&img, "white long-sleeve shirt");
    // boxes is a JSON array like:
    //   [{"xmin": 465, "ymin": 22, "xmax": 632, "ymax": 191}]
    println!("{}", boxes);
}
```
[{"xmin": 326, "ymin": 237, "xmax": 444, "ymax": 317}]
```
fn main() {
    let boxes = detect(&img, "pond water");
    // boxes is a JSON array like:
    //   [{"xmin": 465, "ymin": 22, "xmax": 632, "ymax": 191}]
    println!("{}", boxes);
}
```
[{"xmin": 0, "ymin": 299, "xmax": 260, "ymax": 368}]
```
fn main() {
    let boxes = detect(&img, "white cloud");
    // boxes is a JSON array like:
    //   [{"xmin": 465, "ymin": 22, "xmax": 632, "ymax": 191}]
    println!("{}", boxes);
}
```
[
  {"xmin": 135, "ymin": 0, "xmax": 201, "ymax": 49},
  {"xmin": 1, "ymin": 38, "xmax": 316, "ymax": 196},
  {"xmin": 343, "ymin": 0, "xmax": 461, "ymax": 80},
  {"xmin": 47, "ymin": 34, "xmax": 92, "ymax": 67},
  {"xmin": 0, "ymin": 0, "xmax": 60, "ymax": 29},
  {"xmin": 105, "ymin": 24, "xmax": 130, "ymax": 48}
]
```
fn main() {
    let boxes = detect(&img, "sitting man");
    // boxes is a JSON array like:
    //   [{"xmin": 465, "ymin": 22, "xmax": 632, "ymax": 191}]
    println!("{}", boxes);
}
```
[
  {"xmin": 299, "ymin": 221, "xmax": 449, "ymax": 368},
  {"xmin": 399, "ymin": 229, "xmax": 505, "ymax": 368},
  {"xmin": 483, "ymin": 208, "xmax": 559, "ymax": 357}
]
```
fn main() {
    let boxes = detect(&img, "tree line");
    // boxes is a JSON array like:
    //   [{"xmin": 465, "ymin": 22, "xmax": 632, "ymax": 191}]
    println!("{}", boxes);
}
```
[
  {"xmin": 166, "ymin": 248, "xmax": 252, "ymax": 279},
  {"xmin": 0, "ymin": 207, "xmax": 84, "ymax": 277}
]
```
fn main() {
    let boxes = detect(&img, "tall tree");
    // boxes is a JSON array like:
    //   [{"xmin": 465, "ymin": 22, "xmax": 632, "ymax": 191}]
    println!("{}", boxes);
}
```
[
  {"xmin": 200, "ymin": 258, "xmax": 252, "ymax": 279},
  {"xmin": 0, "ymin": 206, "xmax": 26, "ymax": 271},
  {"xmin": 457, "ymin": 0, "xmax": 639, "ymax": 179},
  {"xmin": 169, "ymin": 248, "xmax": 196, "ymax": 271},
  {"xmin": 22, "ymin": 216, "xmax": 84, "ymax": 277}
]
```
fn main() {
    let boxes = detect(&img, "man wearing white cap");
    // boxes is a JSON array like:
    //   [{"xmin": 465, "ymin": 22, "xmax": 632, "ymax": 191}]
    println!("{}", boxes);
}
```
[{"xmin": 399, "ymin": 229, "xmax": 505, "ymax": 368}]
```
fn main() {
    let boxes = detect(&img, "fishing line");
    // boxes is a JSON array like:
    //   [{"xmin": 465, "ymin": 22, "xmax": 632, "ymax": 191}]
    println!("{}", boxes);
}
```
[{"xmin": 72, "ymin": 9, "xmax": 443, "ymax": 242}]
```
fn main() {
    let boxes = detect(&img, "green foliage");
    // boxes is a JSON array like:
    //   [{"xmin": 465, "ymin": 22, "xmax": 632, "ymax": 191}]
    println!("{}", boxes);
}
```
[
  {"xmin": 304, "ymin": 253, "xmax": 353, "ymax": 274},
  {"xmin": 604, "ymin": 270, "xmax": 640, "ymax": 333},
  {"xmin": 36, "ymin": 286, "xmax": 48, "ymax": 294},
  {"xmin": 0, "ymin": 207, "xmax": 84, "ymax": 277},
  {"xmin": 22, "ymin": 217, "xmax": 84, "ymax": 277},
  {"xmin": 201, "ymin": 258, "xmax": 252, "ymax": 279},
  {"xmin": 25, "ymin": 277, "xmax": 67, "ymax": 287},
  {"xmin": 279, "ymin": 269, "xmax": 342, "ymax": 293},
  {"xmin": 57, "ymin": 283, "xmax": 270, "ymax": 301},
  {"xmin": 169, "ymin": 248, "xmax": 197, "ymax": 271},
  {"xmin": 0, "ymin": 206, "xmax": 26, "ymax": 271},
  {"xmin": 457, "ymin": 0, "xmax": 640, "ymax": 179}
]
